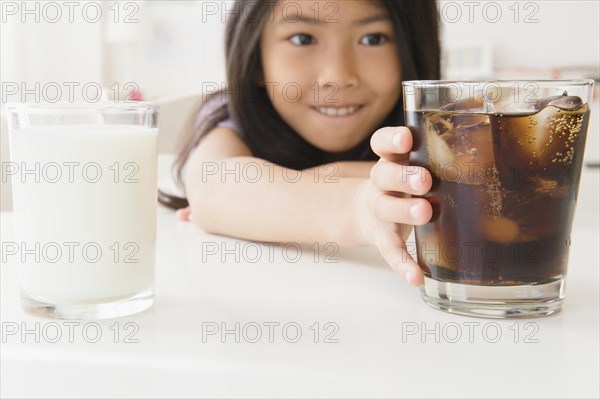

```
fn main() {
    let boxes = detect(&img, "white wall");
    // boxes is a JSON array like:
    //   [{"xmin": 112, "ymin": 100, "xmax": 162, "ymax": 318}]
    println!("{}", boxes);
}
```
[
  {"xmin": 0, "ymin": 0, "xmax": 104, "ymax": 102},
  {"xmin": 134, "ymin": 1, "xmax": 228, "ymax": 98},
  {"xmin": 2, "ymin": 1, "xmax": 598, "ymax": 101},
  {"xmin": 0, "ymin": 0, "xmax": 229, "ymax": 102},
  {"xmin": 440, "ymin": 0, "xmax": 600, "ymax": 71}
]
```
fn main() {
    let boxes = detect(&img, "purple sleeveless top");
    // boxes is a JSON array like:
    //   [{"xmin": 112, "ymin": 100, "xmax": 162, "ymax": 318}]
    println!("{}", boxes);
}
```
[
  {"xmin": 182, "ymin": 95, "xmax": 238, "ymax": 181},
  {"xmin": 194, "ymin": 94, "xmax": 238, "ymax": 133}
]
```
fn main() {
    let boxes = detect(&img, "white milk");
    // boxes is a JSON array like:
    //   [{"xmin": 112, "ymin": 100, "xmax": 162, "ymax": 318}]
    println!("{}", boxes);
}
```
[{"xmin": 8, "ymin": 125, "xmax": 157, "ymax": 304}]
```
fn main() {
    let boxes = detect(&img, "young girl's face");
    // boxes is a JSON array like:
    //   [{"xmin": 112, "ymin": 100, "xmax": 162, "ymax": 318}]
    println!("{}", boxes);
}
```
[{"xmin": 260, "ymin": 0, "xmax": 401, "ymax": 153}]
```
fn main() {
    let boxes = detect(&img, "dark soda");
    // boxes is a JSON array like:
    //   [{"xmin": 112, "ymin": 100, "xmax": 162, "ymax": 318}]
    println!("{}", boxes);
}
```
[{"xmin": 407, "ymin": 96, "xmax": 590, "ymax": 285}]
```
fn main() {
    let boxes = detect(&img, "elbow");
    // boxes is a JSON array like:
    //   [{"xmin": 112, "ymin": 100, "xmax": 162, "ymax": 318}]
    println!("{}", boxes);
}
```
[
  {"xmin": 184, "ymin": 174, "xmax": 217, "ymax": 232},
  {"xmin": 186, "ymin": 186, "xmax": 222, "ymax": 234}
]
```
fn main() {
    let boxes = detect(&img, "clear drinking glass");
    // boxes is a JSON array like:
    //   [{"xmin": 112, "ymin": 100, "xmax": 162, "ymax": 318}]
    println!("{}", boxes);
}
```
[
  {"xmin": 6, "ymin": 102, "xmax": 159, "ymax": 319},
  {"xmin": 403, "ymin": 80, "xmax": 594, "ymax": 318}
]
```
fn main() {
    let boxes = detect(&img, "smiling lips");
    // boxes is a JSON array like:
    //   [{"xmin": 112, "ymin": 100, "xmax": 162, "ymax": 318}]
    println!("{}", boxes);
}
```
[{"xmin": 313, "ymin": 105, "xmax": 363, "ymax": 117}]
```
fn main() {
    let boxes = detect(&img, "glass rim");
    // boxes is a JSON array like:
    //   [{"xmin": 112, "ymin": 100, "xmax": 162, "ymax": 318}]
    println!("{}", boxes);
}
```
[
  {"xmin": 402, "ymin": 79, "xmax": 595, "ymax": 87},
  {"xmin": 5, "ymin": 101, "xmax": 159, "ymax": 113}
]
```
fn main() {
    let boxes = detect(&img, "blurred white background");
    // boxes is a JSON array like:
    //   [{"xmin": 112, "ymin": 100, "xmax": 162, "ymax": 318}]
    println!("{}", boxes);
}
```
[{"xmin": 2, "ymin": 1, "xmax": 598, "ymax": 97}]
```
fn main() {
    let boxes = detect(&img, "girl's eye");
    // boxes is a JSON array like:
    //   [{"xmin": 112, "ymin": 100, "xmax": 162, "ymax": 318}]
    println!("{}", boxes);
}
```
[
  {"xmin": 360, "ymin": 33, "xmax": 388, "ymax": 46},
  {"xmin": 289, "ymin": 33, "xmax": 316, "ymax": 46}
]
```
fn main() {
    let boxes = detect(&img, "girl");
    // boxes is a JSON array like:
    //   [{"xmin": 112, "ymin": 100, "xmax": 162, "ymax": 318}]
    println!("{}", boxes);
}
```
[{"xmin": 159, "ymin": 0, "xmax": 440, "ymax": 287}]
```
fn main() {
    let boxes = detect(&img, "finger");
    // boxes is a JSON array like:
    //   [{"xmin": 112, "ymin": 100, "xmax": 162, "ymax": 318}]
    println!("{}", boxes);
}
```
[
  {"xmin": 176, "ymin": 207, "xmax": 191, "ymax": 221},
  {"xmin": 371, "ymin": 160, "xmax": 432, "ymax": 195},
  {"xmin": 370, "ymin": 126, "xmax": 412, "ymax": 161},
  {"xmin": 373, "ymin": 225, "xmax": 424, "ymax": 287},
  {"xmin": 372, "ymin": 194, "xmax": 432, "ymax": 225}
]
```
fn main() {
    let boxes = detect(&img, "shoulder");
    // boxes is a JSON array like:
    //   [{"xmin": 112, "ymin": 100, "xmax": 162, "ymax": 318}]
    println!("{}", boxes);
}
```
[
  {"xmin": 190, "ymin": 126, "xmax": 252, "ymax": 162},
  {"xmin": 183, "ymin": 126, "xmax": 252, "ymax": 187}
]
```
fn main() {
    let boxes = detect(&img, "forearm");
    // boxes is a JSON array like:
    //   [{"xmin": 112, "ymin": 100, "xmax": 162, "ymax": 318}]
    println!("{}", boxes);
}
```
[{"xmin": 185, "ymin": 157, "xmax": 369, "ymax": 246}]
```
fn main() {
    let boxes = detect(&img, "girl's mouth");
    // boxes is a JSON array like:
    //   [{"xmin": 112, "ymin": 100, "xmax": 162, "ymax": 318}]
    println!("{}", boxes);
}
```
[{"xmin": 312, "ymin": 105, "xmax": 364, "ymax": 117}]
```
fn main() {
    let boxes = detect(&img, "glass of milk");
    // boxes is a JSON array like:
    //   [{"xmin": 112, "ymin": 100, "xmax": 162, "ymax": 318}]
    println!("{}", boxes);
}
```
[{"xmin": 6, "ymin": 102, "xmax": 158, "ymax": 319}]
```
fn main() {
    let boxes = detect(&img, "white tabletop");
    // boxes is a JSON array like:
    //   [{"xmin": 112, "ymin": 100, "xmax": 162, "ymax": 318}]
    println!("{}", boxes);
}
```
[{"xmin": 1, "ymin": 172, "xmax": 599, "ymax": 398}]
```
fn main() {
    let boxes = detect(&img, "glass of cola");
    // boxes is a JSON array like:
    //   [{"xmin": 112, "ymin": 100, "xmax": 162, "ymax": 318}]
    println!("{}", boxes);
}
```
[{"xmin": 403, "ymin": 80, "xmax": 594, "ymax": 318}]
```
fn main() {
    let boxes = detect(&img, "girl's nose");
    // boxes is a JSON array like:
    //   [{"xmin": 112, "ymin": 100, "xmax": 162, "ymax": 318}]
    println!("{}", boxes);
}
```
[{"xmin": 317, "ymin": 48, "xmax": 359, "ymax": 91}]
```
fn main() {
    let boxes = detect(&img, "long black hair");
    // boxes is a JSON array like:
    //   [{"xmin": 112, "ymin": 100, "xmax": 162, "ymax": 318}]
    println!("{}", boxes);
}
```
[{"xmin": 158, "ymin": 0, "xmax": 441, "ymax": 210}]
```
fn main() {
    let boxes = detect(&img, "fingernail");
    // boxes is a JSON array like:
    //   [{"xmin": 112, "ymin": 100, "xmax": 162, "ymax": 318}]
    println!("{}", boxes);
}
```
[
  {"xmin": 405, "ymin": 270, "xmax": 413, "ymax": 284},
  {"xmin": 410, "ymin": 173, "xmax": 421, "ymax": 190},
  {"xmin": 410, "ymin": 203, "xmax": 420, "ymax": 220},
  {"xmin": 392, "ymin": 132, "xmax": 403, "ymax": 148}
]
